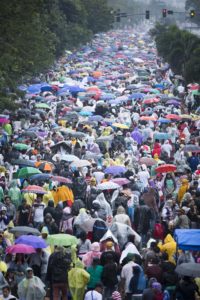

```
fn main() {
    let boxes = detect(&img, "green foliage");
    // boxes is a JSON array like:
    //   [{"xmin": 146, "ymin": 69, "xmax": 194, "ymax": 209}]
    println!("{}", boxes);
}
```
[
  {"xmin": 152, "ymin": 23, "xmax": 200, "ymax": 83},
  {"xmin": 0, "ymin": 0, "xmax": 113, "ymax": 112}
]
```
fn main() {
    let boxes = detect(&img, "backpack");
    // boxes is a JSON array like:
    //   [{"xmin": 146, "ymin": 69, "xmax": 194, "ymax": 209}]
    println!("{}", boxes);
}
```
[
  {"xmin": 154, "ymin": 290, "xmax": 164, "ymax": 300},
  {"xmin": 153, "ymin": 223, "xmax": 164, "ymax": 240},
  {"xmin": 129, "ymin": 266, "xmax": 147, "ymax": 293},
  {"xmin": 92, "ymin": 219, "xmax": 107, "ymax": 242}
]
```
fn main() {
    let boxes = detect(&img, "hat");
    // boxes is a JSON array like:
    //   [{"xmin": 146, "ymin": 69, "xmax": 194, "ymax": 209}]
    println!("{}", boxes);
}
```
[
  {"xmin": 0, "ymin": 206, "xmax": 7, "ymax": 212},
  {"xmin": 26, "ymin": 267, "xmax": 33, "ymax": 272},
  {"xmin": 112, "ymin": 291, "xmax": 122, "ymax": 300},
  {"xmin": 106, "ymin": 241, "xmax": 113, "ymax": 249},
  {"xmin": 117, "ymin": 131, "xmax": 123, "ymax": 136}
]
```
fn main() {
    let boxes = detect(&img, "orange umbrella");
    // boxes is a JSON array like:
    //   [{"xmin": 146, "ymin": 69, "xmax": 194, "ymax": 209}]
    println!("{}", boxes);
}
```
[
  {"xmin": 37, "ymin": 162, "xmax": 54, "ymax": 172},
  {"xmin": 92, "ymin": 71, "xmax": 103, "ymax": 78},
  {"xmin": 165, "ymin": 114, "xmax": 181, "ymax": 120},
  {"xmin": 140, "ymin": 116, "xmax": 158, "ymax": 121}
]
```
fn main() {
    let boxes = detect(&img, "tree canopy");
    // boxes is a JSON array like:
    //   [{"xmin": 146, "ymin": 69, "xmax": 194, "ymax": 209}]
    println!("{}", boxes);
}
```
[
  {"xmin": 151, "ymin": 23, "xmax": 200, "ymax": 84},
  {"xmin": 0, "ymin": 0, "xmax": 113, "ymax": 110}
]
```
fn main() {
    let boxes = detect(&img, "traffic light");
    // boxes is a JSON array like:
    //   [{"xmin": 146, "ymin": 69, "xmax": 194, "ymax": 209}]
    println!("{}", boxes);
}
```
[
  {"xmin": 116, "ymin": 9, "xmax": 121, "ymax": 22},
  {"xmin": 168, "ymin": 10, "xmax": 174, "ymax": 15},
  {"xmin": 145, "ymin": 10, "xmax": 150, "ymax": 19},
  {"xmin": 190, "ymin": 10, "xmax": 196, "ymax": 18},
  {"xmin": 162, "ymin": 9, "xmax": 167, "ymax": 18}
]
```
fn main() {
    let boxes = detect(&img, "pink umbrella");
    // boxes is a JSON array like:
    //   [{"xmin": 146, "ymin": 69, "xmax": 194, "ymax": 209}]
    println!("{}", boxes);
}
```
[
  {"xmin": 0, "ymin": 118, "xmax": 9, "ymax": 124},
  {"xmin": 6, "ymin": 244, "xmax": 36, "ymax": 254},
  {"xmin": 111, "ymin": 178, "xmax": 130, "ymax": 186},
  {"xmin": 51, "ymin": 175, "xmax": 72, "ymax": 184}
]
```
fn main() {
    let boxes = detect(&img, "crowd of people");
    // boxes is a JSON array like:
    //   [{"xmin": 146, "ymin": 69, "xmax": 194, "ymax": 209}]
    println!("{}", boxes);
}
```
[{"xmin": 0, "ymin": 29, "xmax": 199, "ymax": 300}]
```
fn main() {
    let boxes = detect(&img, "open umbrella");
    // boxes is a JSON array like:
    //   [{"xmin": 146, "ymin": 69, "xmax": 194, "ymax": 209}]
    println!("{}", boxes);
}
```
[
  {"xmin": 183, "ymin": 145, "xmax": 200, "ymax": 153},
  {"xmin": 165, "ymin": 114, "xmax": 181, "ymax": 120},
  {"xmin": 104, "ymin": 166, "xmax": 127, "ymax": 175},
  {"xmin": 30, "ymin": 174, "xmax": 52, "ymax": 182},
  {"xmin": 70, "ymin": 160, "xmax": 91, "ymax": 168},
  {"xmin": 112, "ymin": 123, "xmax": 129, "ymax": 129},
  {"xmin": 13, "ymin": 143, "xmax": 29, "ymax": 151},
  {"xmin": 140, "ymin": 116, "xmax": 157, "ymax": 121},
  {"xmin": 139, "ymin": 157, "xmax": 157, "ymax": 166},
  {"xmin": 11, "ymin": 159, "xmax": 35, "ymax": 167},
  {"xmin": 110, "ymin": 178, "xmax": 130, "ymax": 186},
  {"xmin": 17, "ymin": 167, "xmax": 42, "ymax": 179},
  {"xmin": 175, "ymin": 263, "xmax": 200, "ymax": 277},
  {"xmin": 143, "ymin": 98, "xmax": 160, "ymax": 104},
  {"xmin": 51, "ymin": 176, "xmax": 72, "ymax": 184},
  {"xmin": 15, "ymin": 235, "xmax": 47, "ymax": 248},
  {"xmin": 38, "ymin": 162, "xmax": 54, "ymax": 172},
  {"xmin": 47, "ymin": 234, "xmax": 78, "ymax": 247},
  {"xmin": 97, "ymin": 181, "xmax": 120, "ymax": 190},
  {"xmin": 155, "ymin": 164, "xmax": 176, "ymax": 173},
  {"xmin": 22, "ymin": 185, "xmax": 47, "ymax": 194},
  {"xmin": 35, "ymin": 103, "xmax": 50, "ymax": 109},
  {"xmin": 9, "ymin": 226, "xmax": 40, "ymax": 236},
  {"xmin": 6, "ymin": 244, "xmax": 36, "ymax": 254},
  {"xmin": 52, "ymin": 154, "xmax": 79, "ymax": 162}
]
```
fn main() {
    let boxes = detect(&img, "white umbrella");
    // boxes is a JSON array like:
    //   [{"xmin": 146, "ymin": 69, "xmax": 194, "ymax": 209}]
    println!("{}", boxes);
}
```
[
  {"xmin": 70, "ymin": 160, "xmax": 91, "ymax": 168},
  {"xmin": 97, "ymin": 181, "xmax": 120, "ymax": 190},
  {"xmin": 52, "ymin": 154, "xmax": 80, "ymax": 162}
]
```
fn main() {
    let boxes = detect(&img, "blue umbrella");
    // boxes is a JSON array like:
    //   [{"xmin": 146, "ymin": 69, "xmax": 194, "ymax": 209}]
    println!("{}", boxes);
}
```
[
  {"xmin": 157, "ymin": 118, "xmax": 171, "ymax": 124},
  {"xmin": 87, "ymin": 76, "xmax": 96, "ymax": 83},
  {"xmin": 67, "ymin": 86, "xmax": 86, "ymax": 93},
  {"xmin": 129, "ymin": 93, "xmax": 145, "ymax": 100},
  {"xmin": 109, "ymin": 99, "xmax": 122, "ymax": 105},
  {"xmin": 15, "ymin": 235, "xmax": 47, "ymax": 248},
  {"xmin": 41, "ymin": 84, "xmax": 52, "ymax": 92},
  {"xmin": 30, "ymin": 174, "xmax": 52, "ymax": 181},
  {"xmin": 154, "ymin": 133, "xmax": 170, "ymax": 140},
  {"xmin": 17, "ymin": 85, "xmax": 27, "ymax": 92},
  {"xmin": 79, "ymin": 111, "xmax": 93, "ymax": 116},
  {"xmin": 89, "ymin": 115, "xmax": 103, "ymax": 122},
  {"xmin": 104, "ymin": 166, "xmax": 127, "ymax": 175},
  {"xmin": 101, "ymin": 93, "xmax": 115, "ymax": 100},
  {"xmin": 27, "ymin": 84, "xmax": 41, "ymax": 94}
]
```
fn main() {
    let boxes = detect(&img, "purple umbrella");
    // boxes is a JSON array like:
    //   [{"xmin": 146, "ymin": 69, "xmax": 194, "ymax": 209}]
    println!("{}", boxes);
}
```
[
  {"xmin": 104, "ymin": 166, "xmax": 127, "ymax": 175},
  {"xmin": 15, "ymin": 235, "xmax": 47, "ymax": 248},
  {"xmin": 166, "ymin": 100, "xmax": 181, "ymax": 106},
  {"xmin": 131, "ymin": 128, "xmax": 143, "ymax": 145}
]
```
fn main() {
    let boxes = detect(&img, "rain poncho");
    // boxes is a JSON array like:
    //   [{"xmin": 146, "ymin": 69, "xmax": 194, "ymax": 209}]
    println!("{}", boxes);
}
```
[
  {"xmin": 95, "ymin": 193, "xmax": 112, "ymax": 218},
  {"xmin": 178, "ymin": 179, "xmax": 189, "ymax": 203},
  {"xmin": 82, "ymin": 242, "xmax": 101, "ymax": 268},
  {"xmin": 68, "ymin": 260, "xmax": 90, "ymax": 300},
  {"xmin": 18, "ymin": 272, "xmax": 46, "ymax": 300},
  {"xmin": 8, "ymin": 180, "xmax": 22, "ymax": 208},
  {"xmin": 158, "ymin": 234, "xmax": 176, "ymax": 264}
]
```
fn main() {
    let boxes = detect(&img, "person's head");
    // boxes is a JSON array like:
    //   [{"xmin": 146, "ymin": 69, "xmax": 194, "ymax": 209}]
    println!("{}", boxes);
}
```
[
  {"xmin": 6, "ymin": 268, "xmax": 15, "ymax": 279},
  {"xmin": 0, "ymin": 230, "xmax": 4, "ymax": 242},
  {"xmin": 152, "ymin": 282, "xmax": 162, "ymax": 292},
  {"xmin": 4, "ymin": 196, "xmax": 11, "ymax": 206},
  {"xmin": 95, "ymin": 282, "xmax": 103, "ymax": 294},
  {"xmin": 44, "ymin": 213, "xmax": 52, "ymax": 224},
  {"xmin": 161, "ymin": 252, "xmax": 169, "ymax": 261},
  {"xmin": 21, "ymin": 198, "xmax": 27, "ymax": 206},
  {"xmin": 48, "ymin": 200, "xmax": 54, "ymax": 207},
  {"xmin": 90, "ymin": 177, "xmax": 96, "ymax": 186},
  {"xmin": 15, "ymin": 253, "xmax": 24, "ymax": 263},
  {"xmin": 2, "ymin": 285, "xmax": 11, "ymax": 298},
  {"xmin": 105, "ymin": 241, "xmax": 113, "ymax": 250},
  {"xmin": 79, "ymin": 231, "xmax": 87, "ymax": 241},
  {"xmin": 26, "ymin": 267, "xmax": 33, "ymax": 279},
  {"xmin": 128, "ymin": 234, "xmax": 135, "ymax": 244},
  {"xmin": 36, "ymin": 195, "xmax": 42, "ymax": 203},
  {"xmin": 0, "ymin": 206, "xmax": 7, "ymax": 216}
]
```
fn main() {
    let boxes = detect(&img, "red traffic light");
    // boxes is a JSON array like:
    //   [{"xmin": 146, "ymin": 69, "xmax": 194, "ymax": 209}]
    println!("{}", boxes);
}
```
[{"xmin": 162, "ymin": 9, "xmax": 167, "ymax": 18}]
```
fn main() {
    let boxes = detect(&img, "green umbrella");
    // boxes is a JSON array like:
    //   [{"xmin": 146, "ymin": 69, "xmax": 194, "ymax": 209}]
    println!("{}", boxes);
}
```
[
  {"xmin": 35, "ymin": 103, "xmax": 50, "ymax": 109},
  {"xmin": 17, "ymin": 167, "xmax": 42, "ymax": 179},
  {"xmin": 13, "ymin": 143, "xmax": 29, "ymax": 151},
  {"xmin": 192, "ymin": 90, "xmax": 200, "ymax": 96},
  {"xmin": 47, "ymin": 234, "xmax": 78, "ymax": 247}
]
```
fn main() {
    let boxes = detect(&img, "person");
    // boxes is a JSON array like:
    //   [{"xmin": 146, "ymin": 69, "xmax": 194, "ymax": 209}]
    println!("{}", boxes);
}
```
[
  {"xmin": 113, "ymin": 206, "xmax": 131, "ymax": 227},
  {"xmin": 82, "ymin": 243, "xmax": 101, "ymax": 268},
  {"xmin": 87, "ymin": 258, "xmax": 103, "ymax": 290},
  {"xmin": 8, "ymin": 180, "xmax": 21, "ymax": 209},
  {"xmin": 18, "ymin": 267, "xmax": 46, "ymax": 300},
  {"xmin": 68, "ymin": 260, "xmax": 90, "ymax": 300},
  {"xmin": 1, "ymin": 285, "xmax": 17, "ymax": 300},
  {"xmin": 32, "ymin": 196, "xmax": 45, "ymax": 229},
  {"xmin": 5, "ymin": 268, "xmax": 18, "ymax": 298},
  {"xmin": 0, "ymin": 207, "xmax": 9, "ymax": 231},
  {"xmin": 101, "ymin": 254, "xmax": 118, "ymax": 299},
  {"xmin": 78, "ymin": 231, "xmax": 91, "ymax": 258},
  {"xmin": 46, "ymin": 246, "xmax": 71, "ymax": 300},
  {"xmin": 16, "ymin": 199, "xmax": 31, "ymax": 226},
  {"xmin": 176, "ymin": 276, "xmax": 200, "ymax": 300},
  {"xmin": 41, "ymin": 213, "xmax": 59, "ymax": 234},
  {"xmin": 84, "ymin": 282, "xmax": 103, "ymax": 300},
  {"xmin": 9, "ymin": 254, "xmax": 28, "ymax": 285},
  {"xmin": 4, "ymin": 197, "xmax": 16, "ymax": 222}
]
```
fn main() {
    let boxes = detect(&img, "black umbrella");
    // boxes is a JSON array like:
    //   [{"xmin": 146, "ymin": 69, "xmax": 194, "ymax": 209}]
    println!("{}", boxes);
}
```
[
  {"xmin": 10, "ymin": 226, "xmax": 40, "ymax": 236},
  {"xmin": 11, "ymin": 159, "xmax": 35, "ymax": 167},
  {"xmin": 175, "ymin": 263, "xmax": 200, "ymax": 277}
]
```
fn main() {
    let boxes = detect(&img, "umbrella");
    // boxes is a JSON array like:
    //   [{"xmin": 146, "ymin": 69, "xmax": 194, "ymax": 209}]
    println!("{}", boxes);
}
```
[
  {"xmin": 183, "ymin": 145, "xmax": 200, "ymax": 153},
  {"xmin": 96, "ymin": 135, "xmax": 114, "ymax": 142},
  {"xmin": 157, "ymin": 118, "xmax": 171, "ymax": 123},
  {"xmin": 13, "ymin": 143, "xmax": 29, "ymax": 151},
  {"xmin": 0, "ymin": 118, "xmax": 9, "ymax": 124},
  {"xmin": 139, "ymin": 157, "xmax": 157, "ymax": 166},
  {"xmin": 70, "ymin": 160, "xmax": 91, "ymax": 168},
  {"xmin": 180, "ymin": 114, "xmax": 192, "ymax": 120},
  {"xmin": 11, "ymin": 159, "xmax": 35, "ymax": 167},
  {"xmin": 166, "ymin": 100, "xmax": 181, "ymax": 106},
  {"xmin": 9, "ymin": 226, "xmax": 40, "ymax": 236},
  {"xmin": 17, "ymin": 167, "xmax": 42, "ymax": 179},
  {"xmin": 112, "ymin": 123, "xmax": 129, "ymax": 129},
  {"xmin": 51, "ymin": 176, "xmax": 72, "ymax": 184},
  {"xmin": 129, "ymin": 93, "xmax": 145, "ymax": 100},
  {"xmin": 97, "ymin": 181, "xmax": 120, "ymax": 190},
  {"xmin": 52, "ymin": 154, "xmax": 79, "ymax": 162},
  {"xmin": 89, "ymin": 115, "xmax": 103, "ymax": 122},
  {"xmin": 35, "ymin": 103, "xmax": 50, "ymax": 109},
  {"xmin": 154, "ymin": 133, "xmax": 170, "ymax": 140},
  {"xmin": 165, "ymin": 114, "xmax": 181, "ymax": 120},
  {"xmin": 155, "ymin": 164, "xmax": 176, "ymax": 173},
  {"xmin": 15, "ymin": 235, "xmax": 47, "ymax": 248},
  {"xmin": 140, "ymin": 116, "xmax": 157, "ymax": 121},
  {"xmin": 21, "ymin": 131, "xmax": 38, "ymax": 138},
  {"xmin": 143, "ymin": 98, "xmax": 160, "ymax": 104},
  {"xmin": 47, "ymin": 234, "xmax": 78, "ymax": 247},
  {"xmin": 6, "ymin": 244, "xmax": 36, "ymax": 254},
  {"xmin": 110, "ymin": 178, "xmax": 130, "ymax": 186},
  {"xmin": 30, "ymin": 173, "xmax": 52, "ymax": 181},
  {"xmin": 175, "ymin": 263, "xmax": 200, "ymax": 277},
  {"xmin": 79, "ymin": 111, "xmax": 93, "ymax": 117},
  {"xmin": 22, "ymin": 185, "xmax": 47, "ymax": 194},
  {"xmin": 104, "ymin": 166, "xmax": 127, "ymax": 175}
]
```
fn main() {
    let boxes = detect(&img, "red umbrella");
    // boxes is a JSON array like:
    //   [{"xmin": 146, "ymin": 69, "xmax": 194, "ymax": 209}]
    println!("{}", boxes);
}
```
[
  {"xmin": 140, "ymin": 116, "xmax": 158, "ymax": 121},
  {"xmin": 165, "ymin": 114, "xmax": 181, "ymax": 120},
  {"xmin": 22, "ymin": 185, "xmax": 47, "ymax": 194},
  {"xmin": 139, "ymin": 157, "xmax": 157, "ymax": 166},
  {"xmin": 155, "ymin": 164, "xmax": 176, "ymax": 173},
  {"xmin": 6, "ymin": 244, "xmax": 36, "ymax": 254},
  {"xmin": 143, "ymin": 98, "xmax": 160, "ymax": 104}
]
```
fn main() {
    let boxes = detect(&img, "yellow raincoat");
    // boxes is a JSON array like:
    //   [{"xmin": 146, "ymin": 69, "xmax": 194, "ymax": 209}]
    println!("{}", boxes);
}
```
[
  {"xmin": 68, "ymin": 260, "xmax": 90, "ymax": 300},
  {"xmin": 178, "ymin": 179, "xmax": 189, "ymax": 203},
  {"xmin": 158, "ymin": 234, "xmax": 176, "ymax": 264},
  {"xmin": 51, "ymin": 185, "xmax": 74, "ymax": 206}
]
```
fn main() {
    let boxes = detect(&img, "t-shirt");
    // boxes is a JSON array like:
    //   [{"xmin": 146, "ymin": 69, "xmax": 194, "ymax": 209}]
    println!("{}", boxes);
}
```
[{"xmin": 84, "ymin": 290, "xmax": 102, "ymax": 300}]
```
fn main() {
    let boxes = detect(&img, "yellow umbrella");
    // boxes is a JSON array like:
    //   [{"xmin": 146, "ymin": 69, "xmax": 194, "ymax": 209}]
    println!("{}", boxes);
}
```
[
  {"xmin": 112, "ymin": 123, "xmax": 129, "ymax": 129},
  {"xmin": 180, "ymin": 114, "xmax": 192, "ymax": 120}
]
